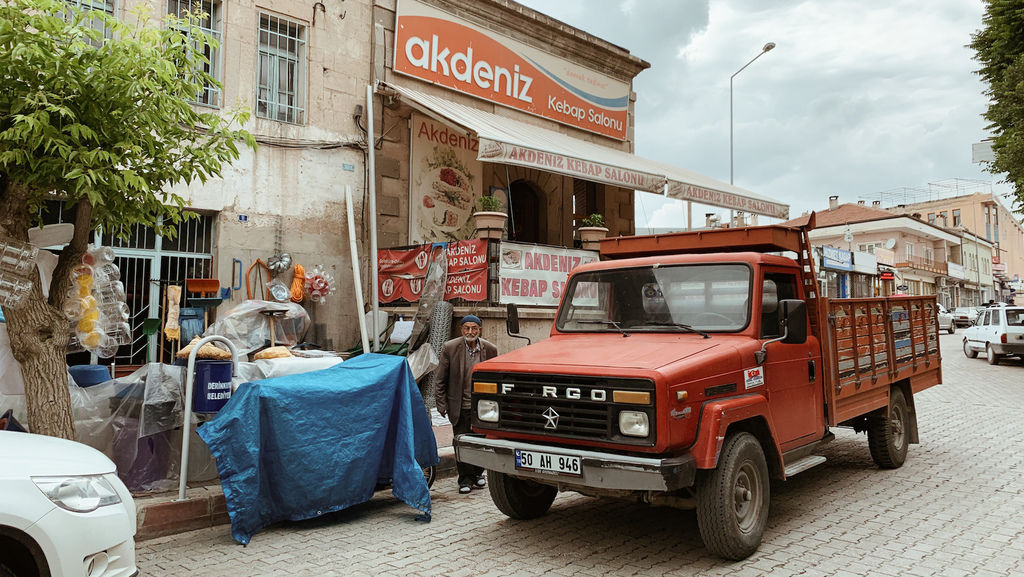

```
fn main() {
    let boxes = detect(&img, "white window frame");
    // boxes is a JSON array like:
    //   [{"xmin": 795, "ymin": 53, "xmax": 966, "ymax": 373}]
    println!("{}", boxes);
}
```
[
  {"xmin": 167, "ymin": 0, "xmax": 223, "ymax": 108},
  {"xmin": 905, "ymin": 242, "xmax": 914, "ymax": 260},
  {"xmin": 63, "ymin": 0, "xmax": 116, "ymax": 42},
  {"xmin": 256, "ymin": 13, "xmax": 307, "ymax": 124}
]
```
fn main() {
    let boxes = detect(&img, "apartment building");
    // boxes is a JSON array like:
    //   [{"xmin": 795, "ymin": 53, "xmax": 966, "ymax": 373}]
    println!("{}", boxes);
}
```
[
  {"xmin": 889, "ymin": 192, "xmax": 1022, "ymax": 303},
  {"xmin": 781, "ymin": 198, "xmax": 988, "ymax": 307}
]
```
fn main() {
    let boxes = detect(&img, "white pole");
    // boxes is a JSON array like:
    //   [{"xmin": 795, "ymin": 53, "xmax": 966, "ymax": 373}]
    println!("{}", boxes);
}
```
[
  {"xmin": 346, "ymin": 185, "xmax": 371, "ymax": 354},
  {"xmin": 367, "ymin": 85, "xmax": 380, "ymax": 351}
]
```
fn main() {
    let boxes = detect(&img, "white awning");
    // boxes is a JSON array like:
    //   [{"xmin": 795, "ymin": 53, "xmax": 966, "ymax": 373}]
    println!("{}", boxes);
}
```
[{"xmin": 385, "ymin": 82, "xmax": 789, "ymax": 219}]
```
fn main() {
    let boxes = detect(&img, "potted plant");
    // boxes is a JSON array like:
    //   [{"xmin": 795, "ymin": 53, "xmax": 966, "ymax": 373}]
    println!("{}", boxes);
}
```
[
  {"xmin": 578, "ymin": 213, "xmax": 608, "ymax": 249},
  {"xmin": 473, "ymin": 194, "xmax": 507, "ymax": 239}
]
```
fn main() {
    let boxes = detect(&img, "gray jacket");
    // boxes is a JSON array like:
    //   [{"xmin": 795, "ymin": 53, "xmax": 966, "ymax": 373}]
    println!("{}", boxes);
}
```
[{"xmin": 434, "ymin": 336, "xmax": 498, "ymax": 424}]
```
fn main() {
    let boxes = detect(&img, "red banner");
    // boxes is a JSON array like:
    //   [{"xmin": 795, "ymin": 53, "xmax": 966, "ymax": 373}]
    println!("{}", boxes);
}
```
[{"xmin": 378, "ymin": 239, "xmax": 487, "ymax": 303}]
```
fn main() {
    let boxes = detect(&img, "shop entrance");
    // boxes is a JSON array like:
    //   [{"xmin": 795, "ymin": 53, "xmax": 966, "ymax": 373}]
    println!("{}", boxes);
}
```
[{"xmin": 508, "ymin": 179, "xmax": 542, "ymax": 243}]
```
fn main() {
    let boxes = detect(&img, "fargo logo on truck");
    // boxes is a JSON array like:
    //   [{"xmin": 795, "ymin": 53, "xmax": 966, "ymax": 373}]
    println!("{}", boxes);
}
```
[
  {"xmin": 394, "ymin": 0, "xmax": 631, "ymax": 140},
  {"xmin": 501, "ymin": 382, "xmax": 608, "ymax": 401}
]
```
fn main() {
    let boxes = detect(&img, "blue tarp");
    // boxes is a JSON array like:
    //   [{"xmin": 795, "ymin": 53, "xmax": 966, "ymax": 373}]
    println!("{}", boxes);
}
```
[{"xmin": 197, "ymin": 353, "xmax": 438, "ymax": 545}]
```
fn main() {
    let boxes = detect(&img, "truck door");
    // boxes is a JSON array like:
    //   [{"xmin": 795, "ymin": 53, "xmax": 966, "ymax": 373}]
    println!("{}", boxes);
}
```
[{"xmin": 760, "ymin": 270, "xmax": 824, "ymax": 448}]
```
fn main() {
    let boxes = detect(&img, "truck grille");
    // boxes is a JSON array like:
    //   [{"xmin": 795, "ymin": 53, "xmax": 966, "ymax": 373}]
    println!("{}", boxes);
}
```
[{"xmin": 472, "ymin": 373, "xmax": 656, "ymax": 446}]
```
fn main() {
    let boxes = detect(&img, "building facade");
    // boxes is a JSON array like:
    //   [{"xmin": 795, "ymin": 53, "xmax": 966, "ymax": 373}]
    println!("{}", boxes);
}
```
[
  {"xmin": 889, "ymin": 192, "xmax": 1023, "ymax": 303},
  {"xmin": 56, "ymin": 0, "xmax": 789, "ymax": 365}
]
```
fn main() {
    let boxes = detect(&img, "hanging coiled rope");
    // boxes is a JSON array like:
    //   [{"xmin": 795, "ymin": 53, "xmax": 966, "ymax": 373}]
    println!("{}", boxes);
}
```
[{"xmin": 290, "ymin": 263, "xmax": 306, "ymax": 303}]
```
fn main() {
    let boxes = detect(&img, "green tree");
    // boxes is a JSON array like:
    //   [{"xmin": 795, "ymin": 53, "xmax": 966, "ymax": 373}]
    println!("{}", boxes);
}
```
[
  {"xmin": 971, "ymin": 0, "xmax": 1024, "ymax": 212},
  {"xmin": 0, "ymin": 0, "xmax": 255, "ymax": 438}
]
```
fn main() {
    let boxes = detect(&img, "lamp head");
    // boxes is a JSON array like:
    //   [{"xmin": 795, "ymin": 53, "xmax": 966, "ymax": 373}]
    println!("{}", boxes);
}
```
[{"xmin": 763, "ymin": 42, "xmax": 776, "ymax": 52}]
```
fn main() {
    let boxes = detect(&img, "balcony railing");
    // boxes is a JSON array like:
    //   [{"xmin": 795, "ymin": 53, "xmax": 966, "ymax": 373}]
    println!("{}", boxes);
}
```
[{"xmin": 894, "ymin": 256, "xmax": 946, "ymax": 274}]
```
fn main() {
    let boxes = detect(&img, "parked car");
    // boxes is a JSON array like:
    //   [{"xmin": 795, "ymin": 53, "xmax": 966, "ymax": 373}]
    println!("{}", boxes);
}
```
[
  {"xmin": 936, "ymin": 304, "xmax": 955, "ymax": 334},
  {"xmin": 951, "ymin": 307, "xmax": 979, "ymax": 327},
  {"xmin": 0, "ymin": 430, "xmax": 138, "ymax": 577},
  {"xmin": 963, "ymin": 305, "xmax": 1024, "ymax": 365}
]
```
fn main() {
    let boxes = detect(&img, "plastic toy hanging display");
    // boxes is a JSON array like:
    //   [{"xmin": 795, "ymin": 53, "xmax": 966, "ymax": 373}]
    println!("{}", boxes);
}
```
[
  {"xmin": 303, "ymin": 265, "xmax": 336, "ymax": 303},
  {"xmin": 63, "ymin": 247, "xmax": 131, "ymax": 358},
  {"xmin": 0, "ymin": 237, "xmax": 39, "ymax": 308}
]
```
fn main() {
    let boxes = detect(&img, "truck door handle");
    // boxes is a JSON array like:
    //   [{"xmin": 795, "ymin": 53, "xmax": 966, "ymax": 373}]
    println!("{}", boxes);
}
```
[{"xmin": 808, "ymin": 359, "xmax": 816, "ymax": 382}]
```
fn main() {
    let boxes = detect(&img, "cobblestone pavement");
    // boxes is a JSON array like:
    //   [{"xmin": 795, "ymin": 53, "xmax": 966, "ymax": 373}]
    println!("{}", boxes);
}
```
[{"xmin": 137, "ymin": 332, "xmax": 1024, "ymax": 576}]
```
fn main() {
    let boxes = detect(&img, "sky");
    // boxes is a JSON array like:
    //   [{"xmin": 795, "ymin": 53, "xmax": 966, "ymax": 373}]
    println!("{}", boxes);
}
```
[{"xmin": 515, "ymin": 0, "xmax": 1011, "ymax": 229}]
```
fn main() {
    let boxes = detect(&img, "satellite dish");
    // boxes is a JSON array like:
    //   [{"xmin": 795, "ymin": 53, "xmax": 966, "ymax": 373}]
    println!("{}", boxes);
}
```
[{"xmin": 884, "ymin": 238, "xmax": 896, "ymax": 250}]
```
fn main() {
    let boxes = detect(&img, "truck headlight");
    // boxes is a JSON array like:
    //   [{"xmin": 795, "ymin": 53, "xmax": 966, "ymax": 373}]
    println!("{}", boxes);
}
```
[
  {"xmin": 618, "ymin": 410, "xmax": 649, "ymax": 437},
  {"xmin": 33, "ymin": 475, "xmax": 122, "ymax": 513},
  {"xmin": 477, "ymin": 399, "xmax": 499, "ymax": 422}
]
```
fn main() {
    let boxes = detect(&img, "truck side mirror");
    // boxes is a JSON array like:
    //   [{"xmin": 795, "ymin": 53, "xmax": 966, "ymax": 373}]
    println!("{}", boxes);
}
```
[
  {"xmin": 506, "ymin": 303, "xmax": 531, "ymax": 345},
  {"xmin": 506, "ymin": 303, "xmax": 520, "ymax": 334},
  {"xmin": 780, "ymin": 299, "xmax": 807, "ymax": 344}
]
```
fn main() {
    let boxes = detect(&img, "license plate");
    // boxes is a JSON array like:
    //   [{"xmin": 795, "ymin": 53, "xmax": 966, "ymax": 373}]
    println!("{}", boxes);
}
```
[{"xmin": 515, "ymin": 449, "xmax": 581, "ymax": 476}]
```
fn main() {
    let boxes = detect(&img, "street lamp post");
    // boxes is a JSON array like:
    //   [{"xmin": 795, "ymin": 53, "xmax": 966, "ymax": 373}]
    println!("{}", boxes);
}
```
[{"xmin": 730, "ymin": 42, "xmax": 775, "ymax": 185}]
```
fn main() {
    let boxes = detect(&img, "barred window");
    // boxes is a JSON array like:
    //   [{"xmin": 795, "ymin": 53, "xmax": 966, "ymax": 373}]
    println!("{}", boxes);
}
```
[
  {"xmin": 257, "ymin": 14, "xmax": 306, "ymax": 124},
  {"xmin": 63, "ymin": 0, "xmax": 115, "ymax": 43},
  {"xmin": 168, "ymin": 1, "xmax": 223, "ymax": 107}
]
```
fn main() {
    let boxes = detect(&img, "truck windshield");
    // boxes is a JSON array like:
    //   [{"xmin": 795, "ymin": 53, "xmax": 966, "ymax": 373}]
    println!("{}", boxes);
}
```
[{"xmin": 556, "ymin": 263, "xmax": 752, "ymax": 333}]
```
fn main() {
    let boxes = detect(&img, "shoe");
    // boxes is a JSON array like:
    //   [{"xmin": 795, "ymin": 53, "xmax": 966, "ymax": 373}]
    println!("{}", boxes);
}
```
[
  {"xmin": 474, "ymin": 476, "xmax": 487, "ymax": 489},
  {"xmin": 459, "ymin": 485, "xmax": 471, "ymax": 494}
]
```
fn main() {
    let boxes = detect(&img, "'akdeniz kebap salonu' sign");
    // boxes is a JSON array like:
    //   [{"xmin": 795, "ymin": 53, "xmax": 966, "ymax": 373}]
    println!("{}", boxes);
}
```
[{"xmin": 394, "ymin": 0, "xmax": 632, "ymax": 140}]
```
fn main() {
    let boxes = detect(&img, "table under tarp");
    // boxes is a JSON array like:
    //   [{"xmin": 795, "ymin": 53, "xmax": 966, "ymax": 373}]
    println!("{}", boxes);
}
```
[{"xmin": 198, "ymin": 353, "xmax": 438, "ymax": 545}]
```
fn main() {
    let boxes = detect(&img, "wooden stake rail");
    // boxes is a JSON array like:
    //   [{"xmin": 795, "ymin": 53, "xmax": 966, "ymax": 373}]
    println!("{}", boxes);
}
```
[{"xmin": 825, "ymin": 295, "xmax": 940, "ymax": 424}]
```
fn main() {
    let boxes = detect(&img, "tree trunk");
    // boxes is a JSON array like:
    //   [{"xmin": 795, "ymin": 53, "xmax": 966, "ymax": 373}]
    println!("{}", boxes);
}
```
[{"xmin": 0, "ymin": 179, "xmax": 89, "ymax": 439}]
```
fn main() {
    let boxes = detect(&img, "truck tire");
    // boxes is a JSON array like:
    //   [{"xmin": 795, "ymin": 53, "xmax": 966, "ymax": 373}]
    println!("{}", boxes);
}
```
[
  {"xmin": 488, "ymin": 470, "xmax": 557, "ymax": 520},
  {"xmin": 947, "ymin": 325, "xmax": 955, "ymax": 335},
  {"xmin": 867, "ymin": 387, "xmax": 909, "ymax": 469},
  {"xmin": 963, "ymin": 339, "xmax": 977, "ymax": 358},
  {"xmin": 986, "ymin": 344, "xmax": 1001, "ymax": 366},
  {"xmin": 695, "ymin": 432, "xmax": 770, "ymax": 560}
]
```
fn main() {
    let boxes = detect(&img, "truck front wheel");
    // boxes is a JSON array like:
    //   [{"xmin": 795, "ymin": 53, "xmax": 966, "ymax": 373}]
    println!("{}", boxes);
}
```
[
  {"xmin": 867, "ymin": 387, "xmax": 909, "ymax": 469},
  {"xmin": 488, "ymin": 471, "xmax": 557, "ymax": 520},
  {"xmin": 695, "ymin": 432, "xmax": 770, "ymax": 560}
]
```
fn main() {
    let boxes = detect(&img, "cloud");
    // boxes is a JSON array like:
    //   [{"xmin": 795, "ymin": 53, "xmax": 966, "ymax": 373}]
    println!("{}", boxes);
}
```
[{"xmin": 516, "ymin": 0, "xmax": 1004, "ymax": 220}]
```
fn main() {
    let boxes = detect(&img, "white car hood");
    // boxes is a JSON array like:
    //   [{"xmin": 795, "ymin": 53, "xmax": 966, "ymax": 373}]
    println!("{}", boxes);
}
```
[{"xmin": 0, "ymin": 431, "xmax": 115, "ymax": 478}]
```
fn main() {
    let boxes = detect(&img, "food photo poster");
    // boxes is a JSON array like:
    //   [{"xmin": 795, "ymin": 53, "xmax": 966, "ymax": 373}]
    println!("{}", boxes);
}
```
[{"xmin": 409, "ymin": 113, "xmax": 484, "ymax": 243}]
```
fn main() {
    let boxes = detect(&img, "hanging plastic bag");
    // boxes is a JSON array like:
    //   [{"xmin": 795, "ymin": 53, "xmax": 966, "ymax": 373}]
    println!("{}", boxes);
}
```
[{"xmin": 405, "ymin": 344, "xmax": 438, "ymax": 382}]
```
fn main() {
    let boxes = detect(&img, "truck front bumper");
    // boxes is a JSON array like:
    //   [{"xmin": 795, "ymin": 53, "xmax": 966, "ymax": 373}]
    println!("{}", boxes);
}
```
[{"xmin": 455, "ymin": 435, "xmax": 696, "ymax": 492}]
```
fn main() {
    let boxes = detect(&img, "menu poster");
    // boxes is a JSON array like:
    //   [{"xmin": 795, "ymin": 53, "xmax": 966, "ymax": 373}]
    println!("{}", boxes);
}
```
[
  {"xmin": 409, "ymin": 113, "xmax": 483, "ymax": 244},
  {"xmin": 498, "ymin": 241, "xmax": 597, "ymax": 306},
  {"xmin": 378, "ymin": 240, "xmax": 488, "ymax": 303}
]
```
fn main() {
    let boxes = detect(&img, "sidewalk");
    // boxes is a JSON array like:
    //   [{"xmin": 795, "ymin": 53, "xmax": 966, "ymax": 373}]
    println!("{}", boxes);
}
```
[{"xmin": 133, "ymin": 417, "xmax": 456, "ymax": 541}]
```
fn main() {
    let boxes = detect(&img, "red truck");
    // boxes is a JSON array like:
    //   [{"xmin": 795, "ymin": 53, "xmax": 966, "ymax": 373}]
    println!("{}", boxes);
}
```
[{"xmin": 456, "ymin": 221, "xmax": 942, "ymax": 560}]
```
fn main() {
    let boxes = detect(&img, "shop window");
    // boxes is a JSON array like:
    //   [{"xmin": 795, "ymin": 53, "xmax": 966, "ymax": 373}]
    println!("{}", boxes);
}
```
[
  {"xmin": 508, "ymin": 179, "xmax": 542, "ymax": 244},
  {"xmin": 168, "ymin": 0, "xmax": 223, "ymax": 107},
  {"xmin": 572, "ymin": 179, "xmax": 598, "ymax": 227},
  {"xmin": 257, "ymin": 13, "xmax": 306, "ymax": 124}
]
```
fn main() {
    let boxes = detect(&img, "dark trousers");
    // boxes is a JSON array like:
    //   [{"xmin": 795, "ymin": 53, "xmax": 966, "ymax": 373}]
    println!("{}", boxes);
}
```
[{"xmin": 453, "ymin": 411, "xmax": 483, "ymax": 485}]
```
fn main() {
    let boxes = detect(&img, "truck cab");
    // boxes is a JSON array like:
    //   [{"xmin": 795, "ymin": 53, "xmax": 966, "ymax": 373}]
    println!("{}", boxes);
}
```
[{"xmin": 456, "ymin": 223, "xmax": 940, "ymax": 560}]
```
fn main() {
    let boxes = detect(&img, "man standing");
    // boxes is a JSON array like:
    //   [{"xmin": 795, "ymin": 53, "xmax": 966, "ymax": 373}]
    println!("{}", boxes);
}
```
[{"xmin": 435, "ymin": 315, "xmax": 498, "ymax": 494}]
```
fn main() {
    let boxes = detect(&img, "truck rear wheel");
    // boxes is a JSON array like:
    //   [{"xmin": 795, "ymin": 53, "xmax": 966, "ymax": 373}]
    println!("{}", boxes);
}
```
[
  {"xmin": 488, "ymin": 470, "xmax": 557, "ymax": 520},
  {"xmin": 867, "ymin": 387, "xmax": 908, "ymax": 469},
  {"xmin": 695, "ymin": 432, "xmax": 770, "ymax": 560}
]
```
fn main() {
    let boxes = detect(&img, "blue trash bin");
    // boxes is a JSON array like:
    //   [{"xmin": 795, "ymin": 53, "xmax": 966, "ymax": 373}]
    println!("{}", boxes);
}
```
[
  {"xmin": 69, "ymin": 364, "xmax": 113, "ymax": 388},
  {"xmin": 192, "ymin": 360, "xmax": 233, "ymax": 413}
]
